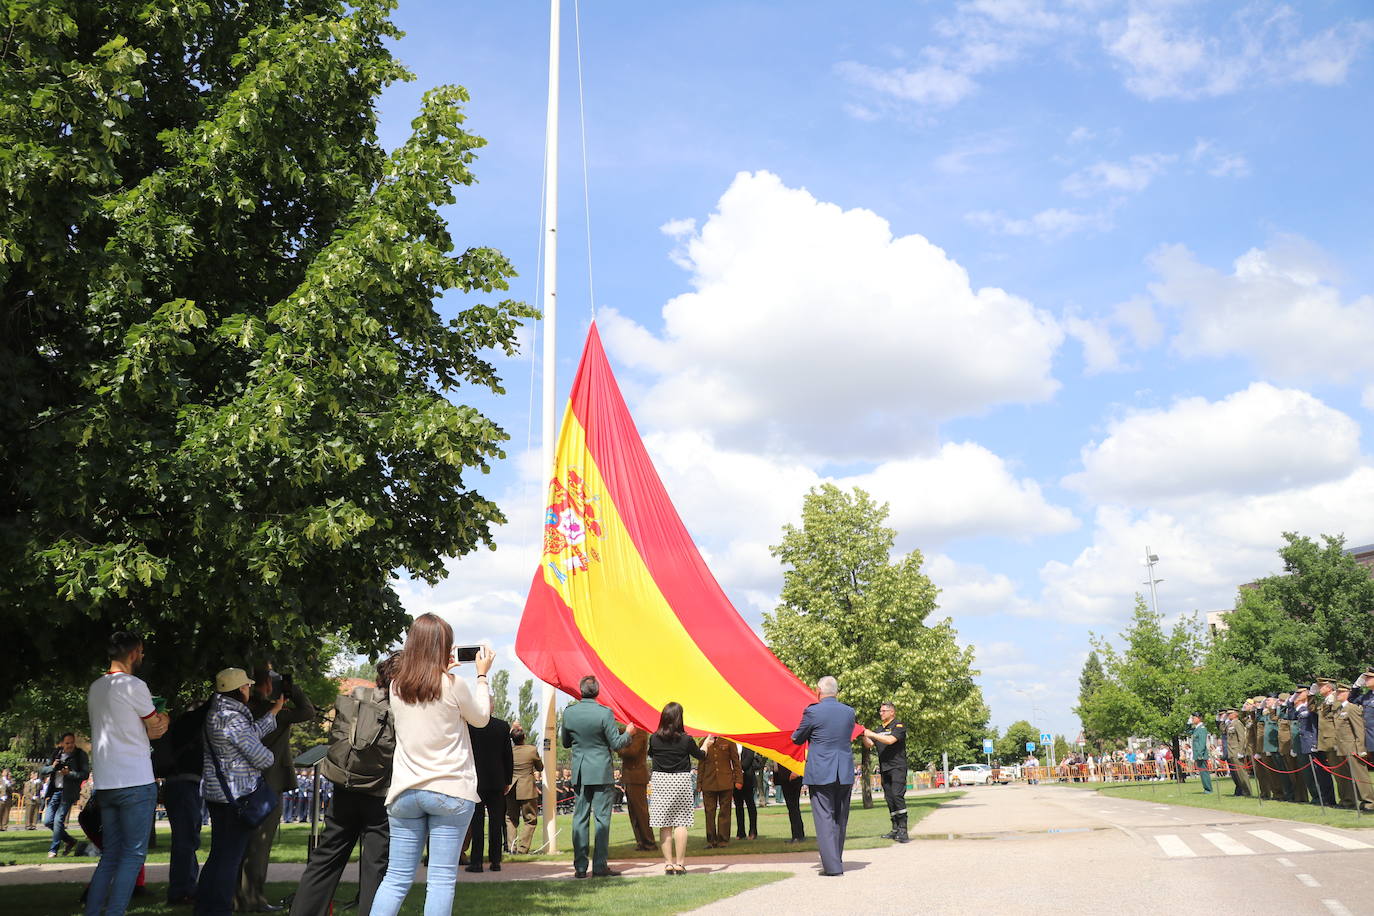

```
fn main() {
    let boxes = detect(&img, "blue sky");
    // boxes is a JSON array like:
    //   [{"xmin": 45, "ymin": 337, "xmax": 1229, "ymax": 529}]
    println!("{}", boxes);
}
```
[{"xmin": 376, "ymin": 1, "xmax": 1374, "ymax": 740}]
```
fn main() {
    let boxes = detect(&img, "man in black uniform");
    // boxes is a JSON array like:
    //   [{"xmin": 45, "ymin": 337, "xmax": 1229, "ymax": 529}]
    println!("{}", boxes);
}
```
[{"xmin": 862, "ymin": 702, "xmax": 909, "ymax": 843}]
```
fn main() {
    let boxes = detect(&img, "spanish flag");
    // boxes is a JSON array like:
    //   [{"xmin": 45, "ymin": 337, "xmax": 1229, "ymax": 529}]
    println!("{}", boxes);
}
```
[{"xmin": 516, "ymin": 323, "xmax": 817, "ymax": 772}]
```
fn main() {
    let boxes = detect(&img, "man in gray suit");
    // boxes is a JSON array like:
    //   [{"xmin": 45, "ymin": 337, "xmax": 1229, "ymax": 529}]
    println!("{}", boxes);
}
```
[
  {"xmin": 560, "ymin": 675, "xmax": 636, "ymax": 879},
  {"xmin": 790, "ymin": 675, "xmax": 856, "ymax": 877}
]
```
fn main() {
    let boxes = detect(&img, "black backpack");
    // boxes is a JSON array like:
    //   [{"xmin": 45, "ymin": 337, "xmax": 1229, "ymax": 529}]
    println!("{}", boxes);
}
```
[{"xmin": 319, "ymin": 686, "xmax": 394, "ymax": 794}]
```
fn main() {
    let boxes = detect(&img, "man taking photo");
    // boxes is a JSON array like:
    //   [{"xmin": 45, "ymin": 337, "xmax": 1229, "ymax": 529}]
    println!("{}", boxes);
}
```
[{"xmin": 40, "ymin": 732, "xmax": 90, "ymax": 857}]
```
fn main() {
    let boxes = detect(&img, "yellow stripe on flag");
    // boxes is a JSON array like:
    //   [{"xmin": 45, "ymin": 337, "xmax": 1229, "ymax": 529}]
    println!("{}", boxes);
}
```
[{"xmin": 543, "ymin": 410, "xmax": 774, "ymax": 736}]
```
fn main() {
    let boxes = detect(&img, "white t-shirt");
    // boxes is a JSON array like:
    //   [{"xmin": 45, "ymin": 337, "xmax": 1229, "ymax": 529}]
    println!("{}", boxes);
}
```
[{"xmin": 88, "ymin": 671, "xmax": 156, "ymax": 790}]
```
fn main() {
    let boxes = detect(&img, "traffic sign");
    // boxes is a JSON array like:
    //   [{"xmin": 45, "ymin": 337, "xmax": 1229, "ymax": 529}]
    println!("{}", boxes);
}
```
[
  {"xmin": 1040, "ymin": 732, "xmax": 1052, "ymax": 745},
  {"xmin": 982, "ymin": 738, "xmax": 994, "ymax": 754},
  {"xmin": 1025, "ymin": 741, "xmax": 1035, "ymax": 752}
]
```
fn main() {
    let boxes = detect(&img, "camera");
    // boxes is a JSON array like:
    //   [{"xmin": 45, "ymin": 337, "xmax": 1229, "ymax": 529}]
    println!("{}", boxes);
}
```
[{"xmin": 269, "ymin": 670, "xmax": 294, "ymax": 700}]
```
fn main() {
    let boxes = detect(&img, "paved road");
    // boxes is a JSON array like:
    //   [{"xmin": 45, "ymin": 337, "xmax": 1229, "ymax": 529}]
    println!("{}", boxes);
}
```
[{"xmin": 694, "ymin": 783, "xmax": 1374, "ymax": 916}]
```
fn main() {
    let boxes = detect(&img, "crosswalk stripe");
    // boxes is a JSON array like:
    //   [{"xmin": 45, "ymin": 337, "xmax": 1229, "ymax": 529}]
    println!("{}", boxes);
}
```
[
  {"xmin": 1155, "ymin": 834, "xmax": 1195, "ymax": 857},
  {"xmin": 1295, "ymin": 828, "xmax": 1374, "ymax": 851},
  {"xmin": 1201, "ymin": 832, "xmax": 1254, "ymax": 855},
  {"xmin": 1296, "ymin": 874, "xmax": 1320, "ymax": 888},
  {"xmin": 1248, "ymin": 829, "xmax": 1313, "ymax": 852},
  {"xmin": 1322, "ymin": 900, "xmax": 1354, "ymax": 916}
]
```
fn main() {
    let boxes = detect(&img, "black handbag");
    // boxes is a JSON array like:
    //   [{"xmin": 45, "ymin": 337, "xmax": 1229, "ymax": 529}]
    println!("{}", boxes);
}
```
[{"xmin": 204, "ymin": 715, "xmax": 280, "ymax": 828}]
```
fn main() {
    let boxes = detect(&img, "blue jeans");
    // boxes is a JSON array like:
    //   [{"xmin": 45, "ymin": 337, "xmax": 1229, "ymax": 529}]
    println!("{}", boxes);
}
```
[
  {"xmin": 44, "ymin": 791, "xmax": 75, "ymax": 853},
  {"xmin": 194, "ymin": 802, "xmax": 252, "ymax": 916},
  {"xmin": 370, "ymin": 788, "xmax": 475, "ymax": 916},
  {"xmin": 85, "ymin": 783, "xmax": 157, "ymax": 916},
  {"xmin": 163, "ymin": 779, "xmax": 203, "ymax": 901}
]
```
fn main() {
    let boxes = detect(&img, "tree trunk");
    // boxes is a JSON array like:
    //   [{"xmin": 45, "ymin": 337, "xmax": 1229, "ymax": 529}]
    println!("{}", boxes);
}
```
[{"xmin": 860, "ymin": 743, "xmax": 874, "ymax": 809}]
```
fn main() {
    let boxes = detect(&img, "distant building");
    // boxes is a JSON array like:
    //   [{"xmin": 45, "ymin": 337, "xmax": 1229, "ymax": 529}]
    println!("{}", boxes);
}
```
[{"xmin": 1206, "ymin": 610, "xmax": 1229, "ymax": 639}]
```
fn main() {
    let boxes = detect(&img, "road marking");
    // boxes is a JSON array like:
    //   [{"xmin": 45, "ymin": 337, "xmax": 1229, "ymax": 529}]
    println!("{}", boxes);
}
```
[
  {"xmin": 1321, "ymin": 900, "xmax": 1354, "ymax": 916},
  {"xmin": 1201, "ymin": 832, "xmax": 1254, "ymax": 855},
  {"xmin": 1295, "ymin": 828, "xmax": 1374, "ymax": 850},
  {"xmin": 1154, "ymin": 834, "xmax": 1195, "ymax": 858},
  {"xmin": 1248, "ymin": 829, "xmax": 1313, "ymax": 852},
  {"xmin": 1277, "ymin": 857, "xmax": 1296, "ymax": 867},
  {"xmin": 1296, "ymin": 874, "xmax": 1320, "ymax": 888}
]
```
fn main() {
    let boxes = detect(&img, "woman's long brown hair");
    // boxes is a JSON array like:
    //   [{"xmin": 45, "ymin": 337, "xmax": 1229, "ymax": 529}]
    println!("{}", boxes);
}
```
[{"xmin": 391, "ymin": 613, "xmax": 453, "ymax": 704}]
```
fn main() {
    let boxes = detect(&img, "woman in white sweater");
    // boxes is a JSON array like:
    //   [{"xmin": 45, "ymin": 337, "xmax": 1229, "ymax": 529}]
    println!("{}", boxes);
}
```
[{"xmin": 370, "ymin": 614, "xmax": 494, "ymax": 916}]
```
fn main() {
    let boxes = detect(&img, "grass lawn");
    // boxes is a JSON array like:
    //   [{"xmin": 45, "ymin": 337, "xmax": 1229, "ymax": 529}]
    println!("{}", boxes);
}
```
[
  {"xmin": 0, "ymin": 873, "xmax": 790, "ymax": 916},
  {"xmin": 0, "ymin": 791, "xmax": 961, "ymax": 869},
  {"xmin": 1050, "ymin": 779, "xmax": 1374, "ymax": 829}
]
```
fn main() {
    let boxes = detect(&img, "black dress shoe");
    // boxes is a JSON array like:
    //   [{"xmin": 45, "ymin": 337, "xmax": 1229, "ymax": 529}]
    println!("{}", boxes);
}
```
[
  {"xmin": 592, "ymin": 869, "xmax": 621, "ymax": 877},
  {"xmin": 465, "ymin": 864, "xmax": 483, "ymax": 873},
  {"xmin": 490, "ymin": 862, "xmax": 501, "ymax": 872},
  {"xmin": 819, "ymin": 870, "xmax": 844, "ymax": 877},
  {"xmin": 573, "ymin": 871, "xmax": 588, "ymax": 879}
]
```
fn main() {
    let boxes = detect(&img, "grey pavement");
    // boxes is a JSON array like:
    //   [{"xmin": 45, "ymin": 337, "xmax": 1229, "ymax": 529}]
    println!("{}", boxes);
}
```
[{"xmin": 693, "ymin": 783, "xmax": 1374, "ymax": 916}]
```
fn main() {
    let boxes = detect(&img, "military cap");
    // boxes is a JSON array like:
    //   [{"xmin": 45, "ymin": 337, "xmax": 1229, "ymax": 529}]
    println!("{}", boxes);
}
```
[
  {"xmin": 1336, "ymin": 682, "xmax": 1351, "ymax": 691},
  {"xmin": 1362, "ymin": 668, "xmax": 1374, "ymax": 680},
  {"xmin": 1224, "ymin": 708, "xmax": 1239, "ymax": 714},
  {"xmin": 1279, "ymin": 692, "xmax": 1291, "ymax": 701},
  {"xmin": 1315, "ymin": 677, "xmax": 1337, "ymax": 685}
]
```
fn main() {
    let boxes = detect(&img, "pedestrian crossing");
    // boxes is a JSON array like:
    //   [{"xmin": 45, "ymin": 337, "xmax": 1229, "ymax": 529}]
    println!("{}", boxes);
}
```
[{"xmin": 1153, "ymin": 827, "xmax": 1374, "ymax": 858}]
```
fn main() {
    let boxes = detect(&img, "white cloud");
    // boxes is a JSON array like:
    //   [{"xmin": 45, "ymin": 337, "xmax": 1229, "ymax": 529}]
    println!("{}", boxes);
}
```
[
  {"xmin": 1062, "ymin": 153, "xmax": 1176, "ymax": 196},
  {"xmin": 1063, "ymin": 313, "xmax": 1125, "ymax": 374},
  {"xmin": 1102, "ymin": 6, "xmax": 1374, "ymax": 101},
  {"xmin": 965, "ymin": 207, "xmax": 1111, "ymax": 240},
  {"xmin": 601, "ymin": 171, "xmax": 1063, "ymax": 460},
  {"xmin": 1148, "ymin": 238, "xmax": 1374, "ymax": 383},
  {"xmin": 928, "ymin": 554, "xmax": 1040, "ymax": 619},
  {"xmin": 1064, "ymin": 383, "xmax": 1362, "ymax": 503},
  {"xmin": 836, "ymin": 61, "xmax": 978, "ymax": 110},
  {"xmin": 934, "ymin": 133, "xmax": 1012, "ymax": 174},
  {"xmin": 1067, "ymin": 126, "xmax": 1096, "ymax": 144},
  {"xmin": 1039, "ymin": 467, "xmax": 1374, "ymax": 625},
  {"xmin": 1190, "ymin": 139, "xmax": 1250, "ymax": 178},
  {"xmin": 836, "ymin": 0, "xmax": 1068, "ymax": 117},
  {"xmin": 1111, "ymin": 298, "xmax": 1163, "ymax": 350},
  {"xmin": 646, "ymin": 430, "xmax": 1077, "ymax": 558},
  {"xmin": 1364, "ymin": 386, "xmax": 1374, "ymax": 411},
  {"xmin": 845, "ymin": 442, "xmax": 1079, "ymax": 545}
]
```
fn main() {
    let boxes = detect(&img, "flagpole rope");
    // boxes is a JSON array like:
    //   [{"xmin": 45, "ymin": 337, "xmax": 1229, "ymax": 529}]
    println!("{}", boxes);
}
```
[
  {"xmin": 573, "ymin": 0, "xmax": 597, "ymax": 321},
  {"xmin": 523, "ymin": 114, "xmax": 550, "ymax": 563}
]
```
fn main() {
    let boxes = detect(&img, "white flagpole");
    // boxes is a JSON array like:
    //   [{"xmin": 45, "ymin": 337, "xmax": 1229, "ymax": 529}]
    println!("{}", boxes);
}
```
[{"xmin": 539, "ymin": 0, "xmax": 561, "ymax": 854}]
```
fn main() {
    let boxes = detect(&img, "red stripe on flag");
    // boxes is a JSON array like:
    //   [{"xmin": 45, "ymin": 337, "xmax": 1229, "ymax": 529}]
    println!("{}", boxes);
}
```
[{"xmin": 566, "ymin": 325, "xmax": 823, "ymax": 737}]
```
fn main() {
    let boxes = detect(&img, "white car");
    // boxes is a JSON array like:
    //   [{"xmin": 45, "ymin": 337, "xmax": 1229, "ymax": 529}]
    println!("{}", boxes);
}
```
[{"xmin": 949, "ymin": 764, "xmax": 1001, "ymax": 786}]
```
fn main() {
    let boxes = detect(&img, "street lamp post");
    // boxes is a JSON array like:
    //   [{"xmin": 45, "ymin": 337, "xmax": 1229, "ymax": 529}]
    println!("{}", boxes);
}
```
[{"xmin": 1143, "ymin": 547, "xmax": 1163, "ymax": 615}]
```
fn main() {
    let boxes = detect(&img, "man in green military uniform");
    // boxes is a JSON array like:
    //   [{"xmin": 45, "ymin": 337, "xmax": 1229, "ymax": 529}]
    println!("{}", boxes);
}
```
[
  {"xmin": 1244, "ymin": 698, "xmax": 1273, "ymax": 800},
  {"xmin": 1277, "ymin": 691, "xmax": 1308, "ymax": 803},
  {"xmin": 1223, "ymin": 708, "xmax": 1252, "ymax": 797},
  {"xmin": 1315, "ymin": 677, "xmax": 1353, "ymax": 808},
  {"xmin": 1330, "ymin": 683, "xmax": 1374, "ymax": 812},
  {"xmin": 1188, "ymin": 713, "xmax": 1212, "ymax": 793},
  {"xmin": 561, "ymin": 675, "xmax": 635, "ymax": 878},
  {"xmin": 1261, "ymin": 696, "xmax": 1293, "ymax": 801}
]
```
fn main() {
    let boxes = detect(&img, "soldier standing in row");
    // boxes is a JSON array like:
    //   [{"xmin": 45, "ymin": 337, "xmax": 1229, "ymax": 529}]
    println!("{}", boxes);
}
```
[
  {"xmin": 862, "ymin": 702, "xmax": 909, "ymax": 843},
  {"xmin": 1223, "ymin": 709, "xmax": 1252, "ymax": 797},
  {"xmin": 1329, "ymin": 683, "xmax": 1374, "ymax": 811},
  {"xmin": 1188, "ymin": 714, "xmax": 1212, "ymax": 794}
]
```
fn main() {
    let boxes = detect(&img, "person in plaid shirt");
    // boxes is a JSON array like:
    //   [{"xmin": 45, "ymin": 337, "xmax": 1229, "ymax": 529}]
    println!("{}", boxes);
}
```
[{"xmin": 195, "ymin": 668, "xmax": 283, "ymax": 916}]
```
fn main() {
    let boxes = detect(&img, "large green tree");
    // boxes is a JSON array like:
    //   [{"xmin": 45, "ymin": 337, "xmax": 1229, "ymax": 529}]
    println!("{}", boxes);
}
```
[
  {"xmin": 1078, "ymin": 597, "xmax": 1219, "ymax": 753},
  {"xmin": 1076, "ymin": 650, "xmax": 1106, "ymax": 752},
  {"xmin": 1210, "ymin": 533, "xmax": 1374, "ymax": 687},
  {"xmin": 763, "ymin": 484, "xmax": 983, "ymax": 806},
  {"xmin": 0, "ymin": 0, "xmax": 533, "ymax": 695}
]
